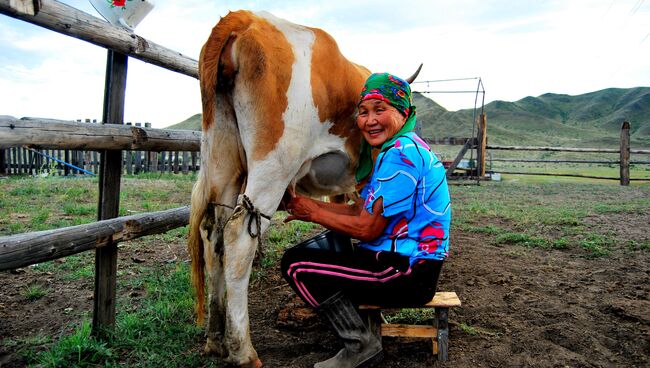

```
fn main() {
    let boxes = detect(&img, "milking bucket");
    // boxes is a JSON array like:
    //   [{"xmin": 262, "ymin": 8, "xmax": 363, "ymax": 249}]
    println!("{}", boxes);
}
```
[
  {"xmin": 89, "ymin": 0, "xmax": 155, "ymax": 30},
  {"xmin": 293, "ymin": 230, "xmax": 354, "ymax": 253}
]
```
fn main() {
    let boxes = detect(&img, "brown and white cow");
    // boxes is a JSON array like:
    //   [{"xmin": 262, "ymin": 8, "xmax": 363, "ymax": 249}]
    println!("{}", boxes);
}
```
[{"xmin": 188, "ymin": 10, "xmax": 419, "ymax": 367}]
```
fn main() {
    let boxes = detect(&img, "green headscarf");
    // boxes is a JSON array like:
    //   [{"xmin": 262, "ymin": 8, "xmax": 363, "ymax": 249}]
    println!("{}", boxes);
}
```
[{"xmin": 355, "ymin": 72, "xmax": 417, "ymax": 182}]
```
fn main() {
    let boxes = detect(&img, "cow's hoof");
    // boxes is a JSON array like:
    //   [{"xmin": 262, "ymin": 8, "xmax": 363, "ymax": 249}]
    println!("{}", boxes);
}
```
[
  {"xmin": 241, "ymin": 358, "xmax": 263, "ymax": 368},
  {"xmin": 204, "ymin": 338, "xmax": 226, "ymax": 357},
  {"xmin": 225, "ymin": 354, "xmax": 262, "ymax": 368}
]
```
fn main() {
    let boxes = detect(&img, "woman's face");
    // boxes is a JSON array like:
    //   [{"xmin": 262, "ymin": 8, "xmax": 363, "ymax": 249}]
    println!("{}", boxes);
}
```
[{"xmin": 357, "ymin": 99, "xmax": 407, "ymax": 147}]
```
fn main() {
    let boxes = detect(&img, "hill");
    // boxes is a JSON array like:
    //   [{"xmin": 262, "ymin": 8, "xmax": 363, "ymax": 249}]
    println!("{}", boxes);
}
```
[
  {"xmin": 166, "ymin": 87, "xmax": 650, "ymax": 148},
  {"xmin": 416, "ymin": 87, "xmax": 650, "ymax": 148},
  {"xmin": 168, "ymin": 113, "xmax": 201, "ymax": 130}
]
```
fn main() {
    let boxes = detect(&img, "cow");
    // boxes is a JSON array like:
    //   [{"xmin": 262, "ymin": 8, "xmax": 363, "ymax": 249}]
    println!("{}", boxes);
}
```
[{"xmin": 188, "ymin": 10, "xmax": 421, "ymax": 367}]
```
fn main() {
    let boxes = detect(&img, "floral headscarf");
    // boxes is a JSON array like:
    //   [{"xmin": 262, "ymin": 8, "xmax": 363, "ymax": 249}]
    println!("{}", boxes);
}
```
[{"xmin": 356, "ymin": 72, "xmax": 417, "ymax": 182}]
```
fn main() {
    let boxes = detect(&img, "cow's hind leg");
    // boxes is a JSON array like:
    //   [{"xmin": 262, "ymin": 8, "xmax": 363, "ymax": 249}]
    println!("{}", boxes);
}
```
[
  {"xmin": 199, "ymin": 203, "xmax": 228, "ymax": 357},
  {"xmin": 221, "ymin": 173, "xmax": 289, "ymax": 367},
  {"xmin": 193, "ymin": 85, "xmax": 244, "ymax": 357}
]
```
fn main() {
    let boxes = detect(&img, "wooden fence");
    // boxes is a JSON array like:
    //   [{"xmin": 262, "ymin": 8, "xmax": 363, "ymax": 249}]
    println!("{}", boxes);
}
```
[
  {"xmin": 484, "ymin": 122, "xmax": 650, "ymax": 185},
  {"xmin": 0, "ymin": 0, "xmax": 199, "ymax": 338},
  {"xmin": 0, "ymin": 145, "xmax": 199, "ymax": 176},
  {"xmin": 441, "ymin": 119, "xmax": 650, "ymax": 185},
  {"xmin": 0, "ymin": 116, "xmax": 201, "ymax": 175}
]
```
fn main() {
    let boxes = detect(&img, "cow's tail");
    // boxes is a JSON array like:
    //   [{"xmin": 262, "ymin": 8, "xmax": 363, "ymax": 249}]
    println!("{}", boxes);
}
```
[
  {"xmin": 199, "ymin": 11, "xmax": 253, "ymax": 132},
  {"xmin": 188, "ymin": 172, "xmax": 208, "ymax": 326},
  {"xmin": 188, "ymin": 11, "xmax": 253, "ymax": 326}
]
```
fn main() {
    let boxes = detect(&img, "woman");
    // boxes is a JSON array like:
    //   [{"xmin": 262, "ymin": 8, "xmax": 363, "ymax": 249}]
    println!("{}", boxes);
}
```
[{"xmin": 281, "ymin": 72, "xmax": 451, "ymax": 368}]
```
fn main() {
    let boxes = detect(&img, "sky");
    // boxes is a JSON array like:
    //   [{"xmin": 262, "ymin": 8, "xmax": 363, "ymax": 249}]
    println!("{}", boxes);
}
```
[{"xmin": 0, "ymin": 0, "xmax": 648, "ymax": 128}]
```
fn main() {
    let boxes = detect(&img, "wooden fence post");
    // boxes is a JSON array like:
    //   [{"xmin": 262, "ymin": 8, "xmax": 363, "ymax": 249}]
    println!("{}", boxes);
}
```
[
  {"xmin": 125, "ymin": 122, "xmax": 133, "ymax": 175},
  {"xmin": 159, "ymin": 151, "xmax": 165, "ymax": 172},
  {"xmin": 16, "ymin": 147, "xmax": 22, "ymax": 174},
  {"xmin": 476, "ymin": 113, "xmax": 487, "ymax": 177},
  {"xmin": 620, "ymin": 121, "xmax": 630, "ymax": 186},
  {"xmin": 134, "ymin": 123, "xmax": 142, "ymax": 174},
  {"xmin": 12, "ymin": 148, "xmax": 17, "ymax": 174},
  {"xmin": 144, "ymin": 123, "xmax": 153, "ymax": 172},
  {"xmin": 191, "ymin": 151, "xmax": 198, "ymax": 173},
  {"xmin": 93, "ymin": 50, "xmax": 127, "ymax": 338},
  {"xmin": 0, "ymin": 149, "xmax": 5, "ymax": 175},
  {"xmin": 64, "ymin": 148, "xmax": 70, "ymax": 176}
]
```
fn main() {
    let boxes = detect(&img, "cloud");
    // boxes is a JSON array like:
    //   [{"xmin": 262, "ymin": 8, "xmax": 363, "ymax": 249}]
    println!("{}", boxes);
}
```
[{"xmin": 0, "ymin": 0, "xmax": 648, "ymax": 127}]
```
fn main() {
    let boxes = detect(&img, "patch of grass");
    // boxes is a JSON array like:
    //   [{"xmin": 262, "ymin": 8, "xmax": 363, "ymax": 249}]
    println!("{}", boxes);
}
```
[
  {"xmin": 461, "ymin": 224, "xmax": 502, "ymax": 234},
  {"xmin": 21, "ymin": 284, "xmax": 48, "ymax": 301},
  {"xmin": 28, "ymin": 264, "xmax": 214, "ymax": 367},
  {"xmin": 64, "ymin": 263, "xmax": 94, "ymax": 281},
  {"xmin": 62, "ymin": 203, "xmax": 96, "ymax": 216},
  {"xmin": 63, "ymin": 186, "xmax": 91, "ymax": 202},
  {"xmin": 458, "ymin": 322, "xmax": 480, "ymax": 336},
  {"xmin": 266, "ymin": 217, "xmax": 317, "ymax": 249},
  {"xmin": 455, "ymin": 322, "xmax": 500, "ymax": 337},
  {"xmin": 31, "ymin": 254, "xmax": 95, "ymax": 281},
  {"xmin": 1, "ymin": 176, "xmax": 195, "ymax": 236},
  {"xmin": 550, "ymin": 237, "xmax": 570, "ymax": 249},
  {"xmin": 158, "ymin": 226, "xmax": 188, "ymax": 242},
  {"xmin": 494, "ymin": 232, "xmax": 548, "ymax": 248},
  {"xmin": 3, "ymin": 334, "xmax": 51, "ymax": 348},
  {"xmin": 9, "ymin": 185, "xmax": 42, "ymax": 196},
  {"xmin": 108, "ymin": 265, "xmax": 204, "ymax": 366},
  {"xmin": 123, "ymin": 172, "xmax": 197, "ymax": 182},
  {"xmin": 627, "ymin": 240, "xmax": 650, "ymax": 251},
  {"xmin": 541, "ymin": 209, "xmax": 584, "ymax": 226},
  {"xmin": 578, "ymin": 233, "xmax": 613, "ymax": 257},
  {"xmin": 593, "ymin": 203, "xmax": 647, "ymax": 214},
  {"xmin": 31, "ymin": 210, "xmax": 50, "ymax": 227},
  {"xmin": 140, "ymin": 201, "xmax": 161, "ymax": 212},
  {"xmin": 26, "ymin": 321, "xmax": 113, "ymax": 367},
  {"xmin": 384, "ymin": 308, "xmax": 434, "ymax": 325},
  {"xmin": 450, "ymin": 181, "xmax": 650, "ymax": 257},
  {"xmin": 8, "ymin": 222, "xmax": 27, "ymax": 234},
  {"xmin": 7, "ymin": 334, "xmax": 53, "ymax": 362}
]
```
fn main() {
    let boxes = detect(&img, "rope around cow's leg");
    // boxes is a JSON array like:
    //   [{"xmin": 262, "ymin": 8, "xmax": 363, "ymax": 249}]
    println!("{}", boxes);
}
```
[
  {"xmin": 219, "ymin": 195, "xmax": 272, "ymax": 258},
  {"xmin": 241, "ymin": 195, "xmax": 271, "ymax": 238}
]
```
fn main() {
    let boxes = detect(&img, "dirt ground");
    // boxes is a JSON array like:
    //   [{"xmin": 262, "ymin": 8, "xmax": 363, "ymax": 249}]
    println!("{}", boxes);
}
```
[{"xmin": 1, "ymin": 220, "xmax": 649, "ymax": 367}]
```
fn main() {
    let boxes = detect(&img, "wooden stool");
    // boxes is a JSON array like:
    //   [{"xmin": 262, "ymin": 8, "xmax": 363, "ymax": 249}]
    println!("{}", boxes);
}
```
[{"xmin": 359, "ymin": 291, "xmax": 461, "ymax": 361}]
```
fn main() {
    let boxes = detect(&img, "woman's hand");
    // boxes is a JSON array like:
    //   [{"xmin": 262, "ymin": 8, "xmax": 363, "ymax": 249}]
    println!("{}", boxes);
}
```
[{"xmin": 284, "ymin": 189, "xmax": 320, "ymax": 223}]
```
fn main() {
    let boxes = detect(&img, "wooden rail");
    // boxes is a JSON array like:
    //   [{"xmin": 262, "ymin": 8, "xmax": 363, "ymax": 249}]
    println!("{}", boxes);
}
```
[
  {"xmin": 489, "ymin": 158, "xmax": 650, "ymax": 164},
  {"xmin": 425, "ymin": 137, "xmax": 474, "ymax": 146},
  {"xmin": 0, "ymin": 117, "xmax": 201, "ymax": 151},
  {"xmin": 487, "ymin": 144, "xmax": 650, "ymax": 155},
  {"xmin": 0, "ymin": 0, "xmax": 198, "ymax": 78},
  {"xmin": 0, "ymin": 206, "xmax": 190, "ymax": 271}
]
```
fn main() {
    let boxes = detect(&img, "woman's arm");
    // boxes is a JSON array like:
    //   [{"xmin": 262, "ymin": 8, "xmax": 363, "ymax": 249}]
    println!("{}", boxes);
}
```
[
  {"xmin": 313, "ymin": 196, "xmax": 364, "ymax": 216},
  {"xmin": 285, "ymin": 193, "xmax": 387, "ymax": 242}
]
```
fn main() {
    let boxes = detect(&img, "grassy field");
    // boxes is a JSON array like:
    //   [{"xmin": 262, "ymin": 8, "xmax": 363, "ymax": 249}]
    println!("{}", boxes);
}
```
[
  {"xmin": 0, "ymin": 173, "xmax": 196, "ymax": 236},
  {"xmin": 1, "ymin": 173, "xmax": 648, "ymax": 367}
]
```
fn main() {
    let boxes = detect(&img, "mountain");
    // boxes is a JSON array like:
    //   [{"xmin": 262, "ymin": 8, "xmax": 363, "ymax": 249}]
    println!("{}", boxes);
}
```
[
  {"xmin": 416, "ymin": 87, "xmax": 650, "ymax": 148},
  {"xmin": 169, "ymin": 113, "xmax": 201, "ymax": 130},
  {"xmin": 166, "ymin": 87, "xmax": 650, "ymax": 148}
]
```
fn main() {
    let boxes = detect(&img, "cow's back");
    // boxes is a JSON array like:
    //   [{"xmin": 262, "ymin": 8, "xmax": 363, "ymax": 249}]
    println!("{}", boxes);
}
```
[{"xmin": 200, "ymin": 11, "xmax": 369, "ymax": 196}]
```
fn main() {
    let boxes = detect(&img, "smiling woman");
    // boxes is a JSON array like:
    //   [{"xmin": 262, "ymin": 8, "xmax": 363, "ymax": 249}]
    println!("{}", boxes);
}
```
[
  {"xmin": 282, "ymin": 72, "xmax": 451, "ymax": 368},
  {"xmin": 357, "ymin": 100, "xmax": 406, "ymax": 147}
]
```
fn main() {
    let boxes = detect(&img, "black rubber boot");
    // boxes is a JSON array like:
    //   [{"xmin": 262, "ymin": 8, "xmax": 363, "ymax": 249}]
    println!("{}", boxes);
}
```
[{"xmin": 314, "ymin": 292, "xmax": 383, "ymax": 368}]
